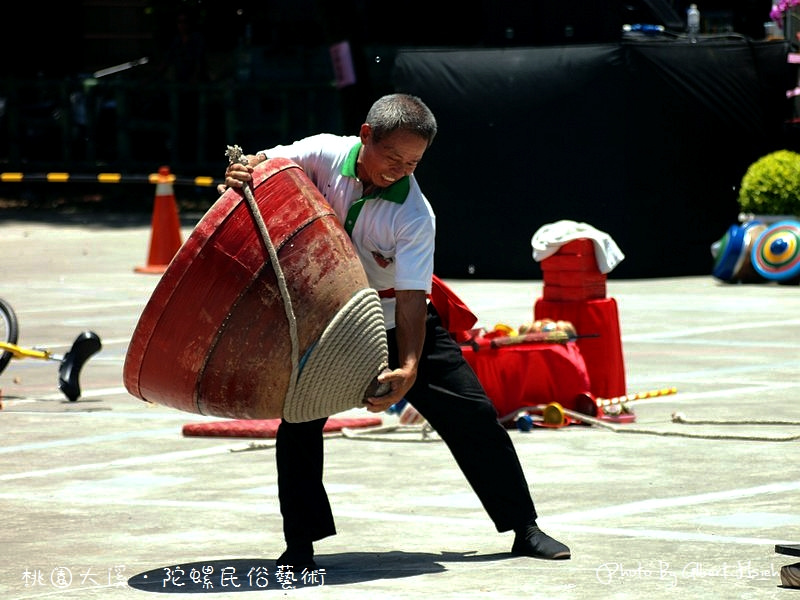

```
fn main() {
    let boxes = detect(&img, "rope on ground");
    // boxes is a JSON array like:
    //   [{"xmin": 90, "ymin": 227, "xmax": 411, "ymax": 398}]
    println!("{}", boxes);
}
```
[
  {"xmin": 561, "ymin": 407, "xmax": 800, "ymax": 442},
  {"xmin": 341, "ymin": 423, "xmax": 441, "ymax": 442},
  {"xmin": 671, "ymin": 412, "xmax": 800, "ymax": 427},
  {"xmin": 230, "ymin": 442, "xmax": 277, "ymax": 453},
  {"xmin": 341, "ymin": 402, "xmax": 800, "ymax": 443}
]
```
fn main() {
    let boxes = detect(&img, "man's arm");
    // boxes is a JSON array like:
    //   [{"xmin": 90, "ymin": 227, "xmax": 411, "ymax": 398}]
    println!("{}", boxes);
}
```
[{"xmin": 364, "ymin": 289, "xmax": 427, "ymax": 413}]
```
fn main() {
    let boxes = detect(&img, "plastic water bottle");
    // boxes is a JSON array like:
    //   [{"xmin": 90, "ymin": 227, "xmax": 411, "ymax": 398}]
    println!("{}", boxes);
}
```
[{"xmin": 687, "ymin": 4, "xmax": 701, "ymax": 42}]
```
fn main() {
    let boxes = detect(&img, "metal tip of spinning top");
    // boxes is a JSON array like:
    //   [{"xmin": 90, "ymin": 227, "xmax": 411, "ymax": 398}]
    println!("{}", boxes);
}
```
[{"xmin": 364, "ymin": 368, "xmax": 392, "ymax": 399}]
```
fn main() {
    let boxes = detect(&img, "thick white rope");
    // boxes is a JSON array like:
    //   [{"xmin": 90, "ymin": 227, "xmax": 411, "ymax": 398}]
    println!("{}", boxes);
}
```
[
  {"xmin": 671, "ymin": 413, "xmax": 800, "ymax": 427},
  {"xmin": 342, "ymin": 404, "xmax": 800, "ymax": 443},
  {"xmin": 562, "ymin": 407, "xmax": 800, "ymax": 442}
]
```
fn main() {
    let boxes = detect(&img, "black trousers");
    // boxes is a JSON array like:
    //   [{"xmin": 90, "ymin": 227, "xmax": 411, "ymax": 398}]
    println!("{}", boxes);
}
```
[{"xmin": 276, "ymin": 304, "xmax": 538, "ymax": 544}]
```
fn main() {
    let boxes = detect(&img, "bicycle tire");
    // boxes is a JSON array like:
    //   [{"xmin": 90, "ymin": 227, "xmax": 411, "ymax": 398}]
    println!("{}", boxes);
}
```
[{"xmin": 0, "ymin": 297, "xmax": 20, "ymax": 376}]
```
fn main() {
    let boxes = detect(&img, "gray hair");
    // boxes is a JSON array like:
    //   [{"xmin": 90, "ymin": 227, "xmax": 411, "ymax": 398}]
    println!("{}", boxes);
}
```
[{"xmin": 365, "ymin": 93, "xmax": 437, "ymax": 147}]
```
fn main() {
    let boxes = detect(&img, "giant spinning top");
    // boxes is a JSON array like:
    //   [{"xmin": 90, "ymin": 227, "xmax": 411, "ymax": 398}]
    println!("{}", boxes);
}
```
[{"xmin": 123, "ymin": 147, "xmax": 389, "ymax": 422}]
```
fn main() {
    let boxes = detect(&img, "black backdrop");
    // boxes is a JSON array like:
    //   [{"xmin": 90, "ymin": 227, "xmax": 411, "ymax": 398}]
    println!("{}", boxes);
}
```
[{"xmin": 391, "ymin": 39, "xmax": 793, "ymax": 279}]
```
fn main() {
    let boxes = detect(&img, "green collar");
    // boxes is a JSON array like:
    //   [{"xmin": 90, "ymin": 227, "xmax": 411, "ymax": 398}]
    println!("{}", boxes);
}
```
[{"xmin": 343, "ymin": 142, "xmax": 410, "ymax": 203}]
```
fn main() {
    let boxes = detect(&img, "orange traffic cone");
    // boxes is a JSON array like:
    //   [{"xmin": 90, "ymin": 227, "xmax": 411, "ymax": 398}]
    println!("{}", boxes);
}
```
[{"xmin": 135, "ymin": 166, "xmax": 183, "ymax": 274}]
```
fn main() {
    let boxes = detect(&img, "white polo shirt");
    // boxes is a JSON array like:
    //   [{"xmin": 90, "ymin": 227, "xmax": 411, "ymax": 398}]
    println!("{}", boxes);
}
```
[{"xmin": 261, "ymin": 134, "xmax": 435, "ymax": 329}]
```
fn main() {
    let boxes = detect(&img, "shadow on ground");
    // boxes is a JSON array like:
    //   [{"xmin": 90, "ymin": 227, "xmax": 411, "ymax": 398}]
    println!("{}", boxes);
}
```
[{"xmin": 128, "ymin": 550, "xmax": 511, "ymax": 593}]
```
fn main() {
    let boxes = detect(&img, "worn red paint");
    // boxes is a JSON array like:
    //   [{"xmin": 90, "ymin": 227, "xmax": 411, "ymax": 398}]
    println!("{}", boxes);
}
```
[{"xmin": 124, "ymin": 158, "xmax": 370, "ymax": 419}]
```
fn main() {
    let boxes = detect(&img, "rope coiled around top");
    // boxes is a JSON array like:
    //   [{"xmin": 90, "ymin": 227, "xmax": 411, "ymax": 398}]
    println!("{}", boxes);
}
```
[{"xmin": 225, "ymin": 145, "xmax": 388, "ymax": 422}]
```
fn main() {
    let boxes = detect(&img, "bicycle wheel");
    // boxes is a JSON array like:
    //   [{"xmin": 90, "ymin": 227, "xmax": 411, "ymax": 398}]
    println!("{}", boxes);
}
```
[{"xmin": 0, "ymin": 297, "xmax": 20, "ymax": 376}]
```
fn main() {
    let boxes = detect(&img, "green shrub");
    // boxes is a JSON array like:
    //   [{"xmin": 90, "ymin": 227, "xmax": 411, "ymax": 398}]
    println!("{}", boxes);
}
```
[{"xmin": 738, "ymin": 149, "xmax": 800, "ymax": 215}]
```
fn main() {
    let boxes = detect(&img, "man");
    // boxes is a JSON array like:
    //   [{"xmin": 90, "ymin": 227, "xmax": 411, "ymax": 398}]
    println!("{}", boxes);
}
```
[{"xmin": 220, "ymin": 93, "xmax": 570, "ymax": 569}]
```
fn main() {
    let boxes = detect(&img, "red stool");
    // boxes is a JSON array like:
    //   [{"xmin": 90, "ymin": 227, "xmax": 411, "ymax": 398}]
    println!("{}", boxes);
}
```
[{"xmin": 535, "ymin": 238, "xmax": 626, "ymax": 400}]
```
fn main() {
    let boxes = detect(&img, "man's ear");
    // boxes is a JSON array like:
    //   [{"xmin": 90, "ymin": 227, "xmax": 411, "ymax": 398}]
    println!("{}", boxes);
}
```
[{"xmin": 359, "ymin": 123, "xmax": 372, "ymax": 144}]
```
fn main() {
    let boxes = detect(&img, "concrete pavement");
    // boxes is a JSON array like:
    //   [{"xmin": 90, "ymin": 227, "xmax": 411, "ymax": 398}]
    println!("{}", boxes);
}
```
[{"xmin": 0, "ymin": 207, "xmax": 799, "ymax": 599}]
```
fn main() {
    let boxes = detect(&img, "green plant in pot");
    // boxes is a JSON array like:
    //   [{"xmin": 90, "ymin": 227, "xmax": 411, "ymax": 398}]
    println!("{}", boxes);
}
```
[{"xmin": 738, "ymin": 149, "xmax": 800, "ymax": 217}]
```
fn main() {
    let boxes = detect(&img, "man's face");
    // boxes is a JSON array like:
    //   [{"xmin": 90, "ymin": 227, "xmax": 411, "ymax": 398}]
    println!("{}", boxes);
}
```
[{"xmin": 358, "ymin": 125, "xmax": 428, "ymax": 188}]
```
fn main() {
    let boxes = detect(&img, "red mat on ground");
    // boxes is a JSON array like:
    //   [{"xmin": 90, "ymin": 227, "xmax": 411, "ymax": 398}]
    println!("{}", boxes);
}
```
[{"xmin": 182, "ymin": 417, "xmax": 382, "ymax": 438}]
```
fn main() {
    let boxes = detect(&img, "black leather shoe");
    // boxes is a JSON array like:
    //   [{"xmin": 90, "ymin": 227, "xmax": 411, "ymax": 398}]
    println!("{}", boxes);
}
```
[
  {"xmin": 276, "ymin": 543, "xmax": 317, "ymax": 571},
  {"xmin": 511, "ymin": 525, "xmax": 571, "ymax": 560}
]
